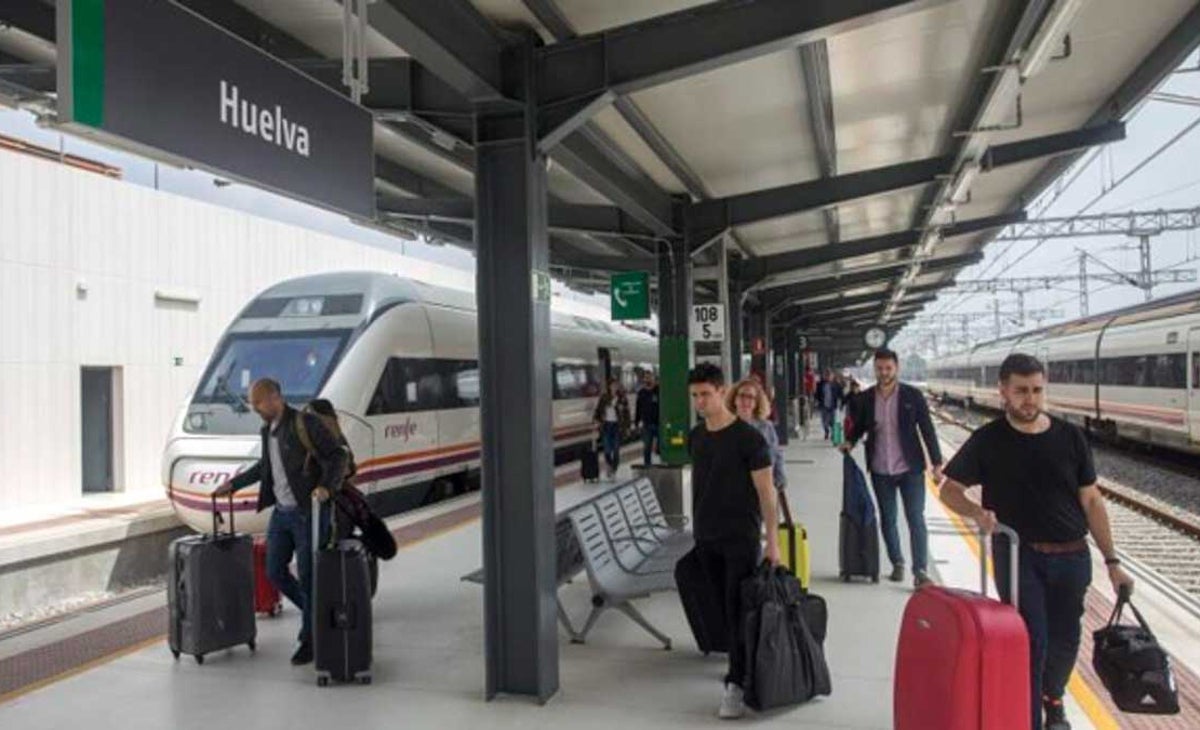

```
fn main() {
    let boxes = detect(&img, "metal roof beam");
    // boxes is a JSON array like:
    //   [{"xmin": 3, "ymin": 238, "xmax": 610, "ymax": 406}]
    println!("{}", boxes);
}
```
[
  {"xmin": 368, "ymin": 0, "xmax": 512, "ymax": 104},
  {"xmin": 758, "ymin": 252, "xmax": 980, "ymax": 308},
  {"xmin": 798, "ymin": 40, "xmax": 839, "ymax": 244},
  {"xmin": 0, "ymin": 2, "xmax": 56, "ymax": 44},
  {"xmin": 534, "ymin": 0, "xmax": 947, "ymax": 145},
  {"xmin": 377, "ymin": 196, "xmax": 661, "ymax": 240},
  {"xmin": 795, "ymin": 297, "xmax": 932, "ymax": 326},
  {"xmin": 552, "ymin": 128, "xmax": 679, "ymax": 237},
  {"xmin": 1019, "ymin": 4, "xmax": 1200, "ymax": 212},
  {"xmin": 740, "ymin": 208, "xmax": 1022, "ymax": 287},
  {"xmin": 291, "ymin": 58, "xmax": 475, "ymax": 140},
  {"xmin": 778, "ymin": 285, "xmax": 942, "ymax": 322},
  {"xmin": 373, "ymin": 158, "xmax": 465, "ymax": 199},
  {"xmin": 687, "ymin": 124, "xmax": 1121, "ymax": 238}
]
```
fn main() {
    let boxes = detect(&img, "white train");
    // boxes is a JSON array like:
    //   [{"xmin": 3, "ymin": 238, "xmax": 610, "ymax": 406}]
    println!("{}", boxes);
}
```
[
  {"xmin": 162, "ymin": 272, "xmax": 658, "ymax": 534},
  {"xmin": 927, "ymin": 289, "xmax": 1200, "ymax": 454}
]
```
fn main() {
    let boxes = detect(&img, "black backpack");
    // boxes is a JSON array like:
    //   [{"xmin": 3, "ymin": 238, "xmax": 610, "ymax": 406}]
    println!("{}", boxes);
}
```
[{"xmin": 1092, "ymin": 588, "xmax": 1180, "ymax": 715}]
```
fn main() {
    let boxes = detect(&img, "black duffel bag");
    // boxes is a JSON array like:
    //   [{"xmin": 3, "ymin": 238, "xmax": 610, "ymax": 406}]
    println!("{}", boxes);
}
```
[
  {"xmin": 740, "ymin": 562, "xmax": 831, "ymax": 711},
  {"xmin": 1092, "ymin": 586, "xmax": 1179, "ymax": 715}
]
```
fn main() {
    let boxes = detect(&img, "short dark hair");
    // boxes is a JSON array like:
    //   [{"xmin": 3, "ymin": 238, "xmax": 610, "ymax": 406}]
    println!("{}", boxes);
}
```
[
  {"xmin": 874, "ymin": 348, "xmax": 899, "ymax": 364},
  {"xmin": 999, "ymin": 353, "xmax": 1044, "ymax": 382},
  {"xmin": 251, "ymin": 377, "xmax": 282, "ymax": 396},
  {"xmin": 687, "ymin": 363, "xmax": 725, "ymax": 388}
]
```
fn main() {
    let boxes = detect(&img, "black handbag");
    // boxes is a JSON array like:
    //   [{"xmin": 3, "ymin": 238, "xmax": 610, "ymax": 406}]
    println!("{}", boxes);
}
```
[{"xmin": 1092, "ymin": 587, "xmax": 1180, "ymax": 715}]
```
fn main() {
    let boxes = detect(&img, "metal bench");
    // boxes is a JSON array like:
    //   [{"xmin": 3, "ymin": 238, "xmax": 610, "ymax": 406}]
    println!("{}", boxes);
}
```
[
  {"xmin": 460, "ymin": 516, "xmax": 586, "ymax": 640},
  {"xmin": 462, "ymin": 477, "xmax": 691, "ymax": 649},
  {"xmin": 565, "ymin": 479, "xmax": 694, "ymax": 649}
]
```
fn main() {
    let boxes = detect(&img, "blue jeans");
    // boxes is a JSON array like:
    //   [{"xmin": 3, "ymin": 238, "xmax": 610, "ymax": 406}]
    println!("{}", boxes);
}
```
[
  {"xmin": 993, "ymin": 540, "xmax": 1092, "ymax": 730},
  {"xmin": 601, "ymin": 422, "xmax": 621, "ymax": 472},
  {"xmin": 869, "ymin": 470, "xmax": 928, "ymax": 573},
  {"xmin": 641, "ymin": 423, "xmax": 658, "ymax": 466},
  {"xmin": 266, "ymin": 503, "xmax": 330, "ymax": 645},
  {"xmin": 819, "ymin": 407, "xmax": 835, "ymax": 437}
]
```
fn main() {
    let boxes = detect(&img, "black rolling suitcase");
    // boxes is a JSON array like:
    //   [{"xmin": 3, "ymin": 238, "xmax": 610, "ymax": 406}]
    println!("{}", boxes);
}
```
[
  {"xmin": 313, "ymin": 501, "xmax": 373, "ymax": 686},
  {"xmin": 168, "ymin": 494, "xmax": 256, "ymax": 664},
  {"xmin": 581, "ymin": 439, "xmax": 601, "ymax": 483},
  {"xmin": 675, "ymin": 547, "xmax": 728, "ymax": 654},
  {"xmin": 838, "ymin": 514, "xmax": 880, "ymax": 583},
  {"xmin": 838, "ymin": 454, "xmax": 880, "ymax": 583}
]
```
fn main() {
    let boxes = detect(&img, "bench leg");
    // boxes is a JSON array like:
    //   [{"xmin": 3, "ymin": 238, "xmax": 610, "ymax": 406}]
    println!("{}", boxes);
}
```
[
  {"xmin": 573, "ymin": 601, "xmax": 607, "ymax": 644},
  {"xmin": 616, "ymin": 601, "xmax": 672, "ymax": 650},
  {"xmin": 557, "ymin": 596, "xmax": 582, "ymax": 642}
]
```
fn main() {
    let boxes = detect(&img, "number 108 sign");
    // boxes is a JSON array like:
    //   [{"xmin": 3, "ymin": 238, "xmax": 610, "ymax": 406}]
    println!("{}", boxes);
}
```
[{"xmin": 691, "ymin": 304, "xmax": 726, "ymax": 342}]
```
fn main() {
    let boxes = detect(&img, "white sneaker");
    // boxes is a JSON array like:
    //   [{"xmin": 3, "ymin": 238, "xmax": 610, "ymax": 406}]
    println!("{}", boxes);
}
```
[{"xmin": 718, "ymin": 683, "xmax": 746, "ymax": 719}]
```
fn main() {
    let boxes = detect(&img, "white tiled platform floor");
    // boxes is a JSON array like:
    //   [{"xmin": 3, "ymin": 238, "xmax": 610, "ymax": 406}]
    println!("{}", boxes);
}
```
[{"xmin": 0, "ymin": 438, "xmax": 1100, "ymax": 729}]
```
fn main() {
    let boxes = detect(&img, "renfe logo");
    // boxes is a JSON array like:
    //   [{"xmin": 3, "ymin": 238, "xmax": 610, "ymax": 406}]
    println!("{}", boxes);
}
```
[
  {"xmin": 188, "ymin": 463, "xmax": 248, "ymax": 485},
  {"xmin": 384, "ymin": 418, "xmax": 418, "ymax": 442},
  {"xmin": 219, "ymin": 80, "xmax": 311, "ymax": 157}
]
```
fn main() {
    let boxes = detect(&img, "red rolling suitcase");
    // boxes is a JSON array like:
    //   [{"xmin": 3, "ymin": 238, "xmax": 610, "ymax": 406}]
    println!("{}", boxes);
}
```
[
  {"xmin": 252, "ymin": 537, "xmax": 281, "ymax": 617},
  {"xmin": 894, "ymin": 524, "xmax": 1030, "ymax": 730}
]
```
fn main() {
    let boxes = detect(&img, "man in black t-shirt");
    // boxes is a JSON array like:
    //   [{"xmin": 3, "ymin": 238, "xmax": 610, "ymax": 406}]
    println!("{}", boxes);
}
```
[
  {"xmin": 940, "ymin": 353, "xmax": 1134, "ymax": 730},
  {"xmin": 686, "ymin": 363, "xmax": 779, "ymax": 720}
]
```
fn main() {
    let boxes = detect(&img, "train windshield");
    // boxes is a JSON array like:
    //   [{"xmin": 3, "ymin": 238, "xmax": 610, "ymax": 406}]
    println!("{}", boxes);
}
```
[{"xmin": 186, "ymin": 330, "xmax": 350, "ymax": 433}]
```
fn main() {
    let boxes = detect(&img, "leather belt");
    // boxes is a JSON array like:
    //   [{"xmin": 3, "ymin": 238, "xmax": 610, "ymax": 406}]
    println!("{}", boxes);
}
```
[{"xmin": 1028, "ymin": 539, "xmax": 1088, "ymax": 554}]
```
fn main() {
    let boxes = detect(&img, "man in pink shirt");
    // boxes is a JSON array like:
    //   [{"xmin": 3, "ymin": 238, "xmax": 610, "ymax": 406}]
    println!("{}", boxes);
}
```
[{"xmin": 840, "ymin": 349, "xmax": 943, "ymax": 588}]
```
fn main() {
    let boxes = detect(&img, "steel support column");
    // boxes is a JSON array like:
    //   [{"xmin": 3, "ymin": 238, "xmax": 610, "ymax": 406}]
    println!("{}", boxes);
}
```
[
  {"xmin": 658, "ymin": 233, "xmax": 693, "ymax": 465},
  {"xmin": 785, "ymin": 329, "xmax": 799, "ymax": 437},
  {"xmin": 770, "ymin": 325, "xmax": 789, "ymax": 445},
  {"xmin": 728, "ymin": 272, "xmax": 745, "ymax": 383},
  {"xmin": 476, "ymin": 39, "xmax": 557, "ymax": 703}
]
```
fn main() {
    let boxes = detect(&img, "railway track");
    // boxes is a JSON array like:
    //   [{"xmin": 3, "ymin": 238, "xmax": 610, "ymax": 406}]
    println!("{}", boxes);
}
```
[{"xmin": 931, "ymin": 407, "xmax": 1200, "ymax": 609}]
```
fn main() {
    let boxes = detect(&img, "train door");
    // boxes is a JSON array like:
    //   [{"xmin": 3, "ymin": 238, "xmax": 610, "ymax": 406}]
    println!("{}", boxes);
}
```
[{"xmin": 1188, "ymin": 328, "xmax": 1200, "ymax": 443}]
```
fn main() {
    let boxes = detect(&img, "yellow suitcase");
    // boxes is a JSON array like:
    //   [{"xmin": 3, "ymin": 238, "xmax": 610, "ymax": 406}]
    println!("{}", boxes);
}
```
[{"xmin": 778, "ymin": 490, "xmax": 810, "ymax": 589}]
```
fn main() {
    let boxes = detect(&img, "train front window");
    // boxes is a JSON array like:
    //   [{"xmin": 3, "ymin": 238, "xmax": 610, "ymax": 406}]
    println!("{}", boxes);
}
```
[{"xmin": 194, "ymin": 331, "xmax": 349, "ymax": 407}]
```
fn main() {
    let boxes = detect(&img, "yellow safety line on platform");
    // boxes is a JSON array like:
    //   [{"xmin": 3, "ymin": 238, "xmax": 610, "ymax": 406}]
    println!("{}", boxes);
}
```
[
  {"xmin": 924, "ymin": 475, "xmax": 1120, "ymax": 730},
  {"xmin": 1, "ymin": 445, "xmax": 643, "ymax": 706}
]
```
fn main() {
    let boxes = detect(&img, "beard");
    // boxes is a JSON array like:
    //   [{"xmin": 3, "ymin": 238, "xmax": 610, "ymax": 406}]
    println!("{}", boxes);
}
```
[{"xmin": 1005, "ymin": 402, "xmax": 1041, "ymax": 423}]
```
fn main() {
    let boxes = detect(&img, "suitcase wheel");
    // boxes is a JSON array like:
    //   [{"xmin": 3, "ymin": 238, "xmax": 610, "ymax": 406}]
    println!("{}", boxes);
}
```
[
  {"xmin": 870, "ymin": 575, "xmax": 879, "ymax": 584},
  {"xmin": 247, "ymin": 640, "xmax": 256, "ymax": 652},
  {"xmin": 357, "ymin": 675, "xmax": 372, "ymax": 686},
  {"xmin": 839, "ymin": 573, "xmax": 849, "ymax": 583},
  {"xmin": 171, "ymin": 649, "xmax": 180, "ymax": 660},
  {"xmin": 194, "ymin": 654, "xmax": 205, "ymax": 665},
  {"xmin": 317, "ymin": 676, "xmax": 330, "ymax": 687}
]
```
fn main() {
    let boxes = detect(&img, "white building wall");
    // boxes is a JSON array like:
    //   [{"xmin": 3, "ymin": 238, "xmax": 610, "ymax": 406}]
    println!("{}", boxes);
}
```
[{"xmin": 0, "ymin": 149, "xmax": 469, "ymax": 511}]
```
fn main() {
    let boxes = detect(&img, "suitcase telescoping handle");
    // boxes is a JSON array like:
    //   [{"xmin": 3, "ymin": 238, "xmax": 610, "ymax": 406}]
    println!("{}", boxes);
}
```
[
  {"xmin": 979, "ymin": 523, "xmax": 1019, "ymax": 608},
  {"xmin": 211, "ymin": 492, "xmax": 235, "ymax": 537}
]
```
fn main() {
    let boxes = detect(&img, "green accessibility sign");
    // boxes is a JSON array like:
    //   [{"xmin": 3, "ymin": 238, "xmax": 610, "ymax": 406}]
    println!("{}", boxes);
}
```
[{"xmin": 611, "ymin": 272, "xmax": 650, "ymax": 321}]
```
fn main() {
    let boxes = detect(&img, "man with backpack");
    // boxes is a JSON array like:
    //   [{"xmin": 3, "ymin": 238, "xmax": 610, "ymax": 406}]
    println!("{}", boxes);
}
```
[{"xmin": 214, "ymin": 378, "xmax": 347, "ymax": 666}]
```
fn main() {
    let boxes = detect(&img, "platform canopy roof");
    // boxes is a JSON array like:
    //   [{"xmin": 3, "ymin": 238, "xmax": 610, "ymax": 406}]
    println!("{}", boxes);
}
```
[{"xmin": 2, "ymin": 0, "xmax": 1198, "ymax": 352}]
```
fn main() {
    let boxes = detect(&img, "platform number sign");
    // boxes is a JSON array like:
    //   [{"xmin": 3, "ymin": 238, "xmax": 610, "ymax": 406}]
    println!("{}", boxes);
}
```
[{"xmin": 691, "ymin": 304, "xmax": 726, "ymax": 342}]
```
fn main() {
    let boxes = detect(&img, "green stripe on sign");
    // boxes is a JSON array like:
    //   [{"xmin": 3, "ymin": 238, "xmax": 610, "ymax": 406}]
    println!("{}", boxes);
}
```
[{"xmin": 72, "ymin": 0, "xmax": 105, "ymax": 127}]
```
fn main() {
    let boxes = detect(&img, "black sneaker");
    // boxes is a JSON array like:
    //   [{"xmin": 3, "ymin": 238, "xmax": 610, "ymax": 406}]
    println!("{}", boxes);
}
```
[
  {"xmin": 913, "ymin": 570, "xmax": 934, "ymax": 589},
  {"xmin": 1043, "ymin": 696, "xmax": 1070, "ymax": 730},
  {"xmin": 888, "ymin": 563, "xmax": 905, "ymax": 582},
  {"xmin": 290, "ymin": 642, "xmax": 313, "ymax": 666}
]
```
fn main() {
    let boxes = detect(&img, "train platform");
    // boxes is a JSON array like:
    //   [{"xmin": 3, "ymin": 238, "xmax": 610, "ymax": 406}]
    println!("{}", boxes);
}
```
[{"xmin": 2, "ymin": 437, "xmax": 1197, "ymax": 728}]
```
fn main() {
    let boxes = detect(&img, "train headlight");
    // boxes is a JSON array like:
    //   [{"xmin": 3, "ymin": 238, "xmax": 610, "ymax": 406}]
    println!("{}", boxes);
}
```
[{"xmin": 188, "ymin": 412, "xmax": 207, "ymax": 430}]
